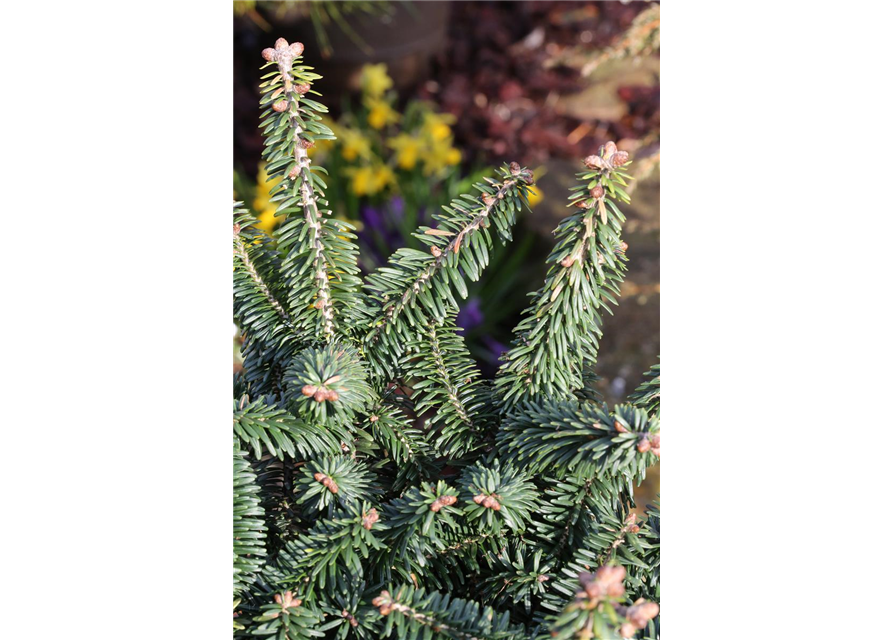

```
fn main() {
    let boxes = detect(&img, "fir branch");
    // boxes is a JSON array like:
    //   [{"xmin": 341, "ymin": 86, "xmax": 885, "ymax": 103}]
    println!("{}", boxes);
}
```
[
  {"xmin": 234, "ymin": 203, "xmax": 298, "ymax": 353},
  {"xmin": 233, "ymin": 396, "xmax": 344, "ymax": 460},
  {"xmin": 293, "ymin": 455, "xmax": 379, "ymax": 515},
  {"xmin": 459, "ymin": 459, "xmax": 540, "ymax": 533},
  {"xmin": 365, "ymin": 400, "xmax": 432, "ymax": 466},
  {"xmin": 234, "ymin": 439, "xmax": 267, "ymax": 595},
  {"xmin": 403, "ymin": 313, "xmax": 487, "ymax": 457},
  {"xmin": 495, "ymin": 144, "xmax": 632, "ymax": 411},
  {"xmin": 268, "ymin": 502, "xmax": 386, "ymax": 591},
  {"xmin": 497, "ymin": 402, "xmax": 659, "ymax": 481},
  {"xmin": 371, "ymin": 585, "xmax": 523, "ymax": 640},
  {"xmin": 363, "ymin": 164, "xmax": 535, "ymax": 377},
  {"xmin": 628, "ymin": 362, "xmax": 660, "ymax": 419},
  {"xmin": 283, "ymin": 341, "xmax": 373, "ymax": 426},
  {"xmin": 260, "ymin": 38, "xmax": 361, "ymax": 343}
]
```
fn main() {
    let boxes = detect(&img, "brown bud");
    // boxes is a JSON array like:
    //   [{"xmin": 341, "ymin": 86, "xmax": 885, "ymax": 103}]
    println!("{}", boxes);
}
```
[
  {"xmin": 369, "ymin": 415, "xmax": 379, "ymax": 423},
  {"xmin": 625, "ymin": 512, "xmax": 638, "ymax": 525},
  {"xmin": 289, "ymin": 42, "xmax": 304, "ymax": 57},
  {"xmin": 372, "ymin": 592, "xmax": 393, "ymax": 616},
  {"xmin": 649, "ymin": 433, "xmax": 660, "ymax": 448},
  {"xmin": 509, "ymin": 161, "xmax": 521, "ymax": 175},
  {"xmin": 610, "ymin": 151, "xmax": 630, "ymax": 167},
  {"xmin": 275, "ymin": 38, "xmax": 289, "ymax": 50},
  {"xmin": 482, "ymin": 495, "xmax": 501, "ymax": 511},
  {"xmin": 627, "ymin": 602, "xmax": 659, "ymax": 628},
  {"xmin": 582, "ymin": 578, "xmax": 605, "ymax": 600},
  {"xmin": 520, "ymin": 169, "xmax": 535, "ymax": 185},
  {"xmin": 275, "ymin": 591, "xmax": 302, "ymax": 609},
  {"xmin": 583, "ymin": 154, "xmax": 607, "ymax": 170},
  {"xmin": 430, "ymin": 245, "xmax": 442, "ymax": 258},
  {"xmin": 362, "ymin": 508, "xmax": 379, "ymax": 530},
  {"xmin": 233, "ymin": 223, "xmax": 241, "ymax": 235},
  {"xmin": 262, "ymin": 48, "xmax": 276, "ymax": 61},
  {"xmin": 614, "ymin": 420, "xmax": 628, "ymax": 433},
  {"xmin": 637, "ymin": 437, "xmax": 652, "ymax": 453},
  {"xmin": 606, "ymin": 581, "xmax": 626, "ymax": 598},
  {"xmin": 590, "ymin": 185, "xmax": 605, "ymax": 199},
  {"xmin": 629, "ymin": 524, "xmax": 640, "ymax": 533},
  {"xmin": 272, "ymin": 100, "xmax": 288, "ymax": 113},
  {"xmin": 294, "ymin": 83, "xmax": 311, "ymax": 95},
  {"xmin": 312, "ymin": 472, "xmax": 338, "ymax": 494},
  {"xmin": 314, "ymin": 298, "xmax": 325, "ymax": 309},
  {"xmin": 537, "ymin": 574, "xmax": 550, "ymax": 582},
  {"xmin": 595, "ymin": 565, "xmax": 626, "ymax": 586},
  {"xmin": 619, "ymin": 623, "xmax": 637, "ymax": 638},
  {"xmin": 326, "ymin": 389, "xmax": 339, "ymax": 402},
  {"xmin": 298, "ymin": 138, "xmax": 315, "ymax": 149},
  {"xmin": 575, "ymin": 200, "xmax": 591, "ymax": 209},
  {"xmin": 314, "ymin": 389, "xmax": 328, "ymax": 402},
  {"xmin": 482, "ymin": 194, "xmax": 496, "ymax": 206},
  {"xmin": 603, "ymin": 141, "xmax": 618, "ymax": 157},
  {"xmin": 288, "ymin": 165, "xmax": 300, "ymax": 180},
  {"xmin": 473, "ymin": 494, "xmax": 486, "ymax": 505},
  {"xmin": 301, "ymin": 384, "xmax": 318, "ymax": 397},
  {"xmin": 560, "ymin": 256, "xmax": 575, "ymax": 268},
  {"xmin": 430, "ymin": 494, "xmax": 457, "ymax": 512},
  {"xmin": 618, "ymin": 241, "xmax": 629, "ymax": 253}
]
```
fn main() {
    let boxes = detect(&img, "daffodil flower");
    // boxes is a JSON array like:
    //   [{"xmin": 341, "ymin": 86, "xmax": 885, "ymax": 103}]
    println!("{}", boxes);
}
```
[
  {"xmin": 387, "ymin": 133, "xmax": 421, "ymax": 170},
  {"xmin": 365, "ymin": 97, "xmax": 400, "ymax": 130},
  {"xmin": 360, "ymin": 63, "xmax": 393, "ymax": 98}
]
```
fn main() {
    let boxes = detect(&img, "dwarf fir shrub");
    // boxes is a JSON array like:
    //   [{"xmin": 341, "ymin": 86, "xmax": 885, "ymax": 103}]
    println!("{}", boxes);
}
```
[{"xmin": 234, "ymin": 37, "xmax": 660, "ymax": 640}]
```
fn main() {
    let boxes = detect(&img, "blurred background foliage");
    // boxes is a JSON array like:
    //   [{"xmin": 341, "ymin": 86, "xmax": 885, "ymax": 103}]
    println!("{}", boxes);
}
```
[{"xmin": 233, "ymin": 2, "xmax": 660, "ymax": 493}]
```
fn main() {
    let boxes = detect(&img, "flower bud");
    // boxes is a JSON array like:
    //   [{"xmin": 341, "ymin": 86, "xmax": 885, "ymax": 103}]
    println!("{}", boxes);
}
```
[
  {"xmin": 314, "ymin": 389, "xmax": 328, "ymax": 402},
  {"xmin": 560, "ymin": 256, "xmax": 575, "ymax": 268},
  {"xmin": 275, "ymin": 38, "xmax": 289, "ymax": 50},
  {"xmin": 272, "ymin": 100, "xmax": 288, "ymax": 112},
  {"xmin": 289, "ymin": 42, "xmax": 304, "ymax": 57},
  {"xmin": 362, "ymin": 508, "xmax": 379, "ymax": 530},
  {"xmin": 583, "ymin": 155, "xmax": 607, "ymax": 170},
  {"xmin": 614, "ymin": 420, "xmax": 628, "ymax": 433},
  {"xmin": 509, "ymin": 161, "xmax": 521, "ymax": 175},
  {"xmin": 369, "ymin": 415, "xmax": 379, "ymax": 423},
  {"xmin": 590, "ymin": 185, "xmax": 605, "ymax": 199},
  {"xmin": 611, "ymin": 151, "xmax": 630, "ymax": 167},
  {"xmin": 595, "ymin": 565, "xmax": 626, "ymax": 585},
  {"xmin": 262, "ymin": 48, "xmax": 276, "ymax": 61},
  {"xmin": 289, "ymin": 165, "xmax": 300, "ymax": 179},
  {"xmin": 430, "ymin": 245, "xmax": 442, "ymax": 258},
  {"xmin": 294, "ymin": 83, "xmax": 311, "ymax": 95},
  {"xmin": 298, "ymin": 138, "xmax": 314, "ymax": 149},
  {"xmin": 637, "ymin": 437, "xmax": 652, "ymax": 453},
  {"xmin": 603, "ymin": 141, "xmax": 618, "ymax": 157},
  {"xmin": 627, "ymin": 601, "xmax": 659, "ymax": 628},
  {"xmin": 302, "ymin": 384, "xmax": 318, "ymax": 397},
  {"xmin": 619, "ymin": 623, "xmax": 637, "ymax": 638}
]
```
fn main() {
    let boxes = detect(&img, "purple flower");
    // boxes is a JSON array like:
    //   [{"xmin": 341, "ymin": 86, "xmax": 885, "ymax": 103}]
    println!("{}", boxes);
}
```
[{"xmin": 457, "ymin": 298, "xmax": 484, "ymax": 331}]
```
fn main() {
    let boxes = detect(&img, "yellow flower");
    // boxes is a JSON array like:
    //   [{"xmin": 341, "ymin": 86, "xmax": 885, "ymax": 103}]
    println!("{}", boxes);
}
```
[
  {"xmin": 360, "ymin": 63, "xmax": 393, "ymax": 98},
  {"xmin": 387, "ymin": 133, "xmax": 421, "ymax": 170},
  {"xmin": 373, "ymin": 164, "xmax": 396, "ymax": 192},
  {"xmin": 422, "ymin": 141, "xmax": 462, "ymax": 176},
  {"xmin": 337, "ymin": 126, "xmax": 373, "ymax": 162},
  {"xmin": 527, "ymin": 185, "xmax": 543, "ymax": 208},
  {"xmin": 346, "ymin": 166, "xmax": 376, "ymax": 196},
  {"xmin": 365, "ymin": 97, "xmax": 400, "ymax": 130},
  {"xmin": 345, "ymin": 163, "xmax": 395, "ymax": 196},
  {"xmin": 253, "ymin": 164, "xmax": 281, "ymax": 233},
  {"xmin": 422, "ymin": 111, "xmax": 456, "ymax": 143}
]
